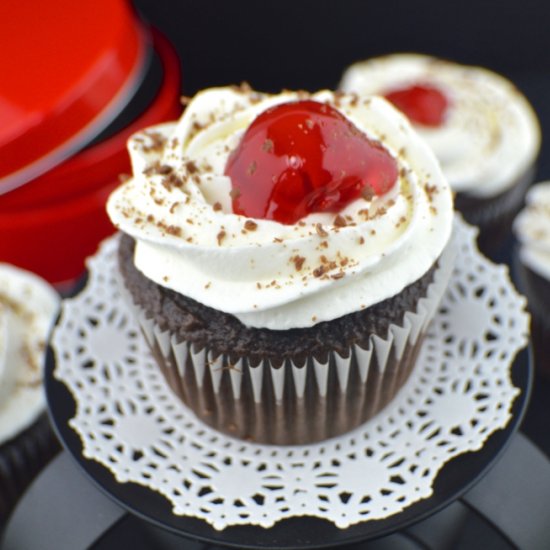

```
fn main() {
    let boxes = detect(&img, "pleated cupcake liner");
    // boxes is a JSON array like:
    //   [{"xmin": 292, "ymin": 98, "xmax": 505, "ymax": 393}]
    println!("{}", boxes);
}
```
[
  {"xmin": 120, "ymin": 237, "xmax": 456, "ymax": 445},
  {"xmin": 457, "ymin": 165, "xmax": 535, "ymax": 227}
]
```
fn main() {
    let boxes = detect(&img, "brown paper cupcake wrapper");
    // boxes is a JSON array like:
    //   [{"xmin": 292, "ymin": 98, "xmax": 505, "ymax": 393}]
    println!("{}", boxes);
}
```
[
  {"xmin": 455, "ymin": 165, "xmax": 535, "ymax": 256},
  {"xmin": 456, "ymin": 165, "xmax": 535, "ymax": 227},
  {"xmin": 513, "ymin": 253, "xmax": 550, "ymax": 378},
  {"xmin": 122, "ymin": 239, "xmax": 455, "ymax": 445}
]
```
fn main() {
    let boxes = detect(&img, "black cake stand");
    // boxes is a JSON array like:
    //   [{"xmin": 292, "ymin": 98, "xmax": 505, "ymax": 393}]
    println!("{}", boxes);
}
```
[{"xmin": 3, "ymin": 342, "xmax": 550, "ymax": 549}]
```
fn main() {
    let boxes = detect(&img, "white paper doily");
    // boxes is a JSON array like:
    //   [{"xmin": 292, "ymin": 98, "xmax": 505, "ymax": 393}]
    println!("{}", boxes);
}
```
[{"xmin": 52, "ymin": 217, "xmax": 529, "ymax": 530}]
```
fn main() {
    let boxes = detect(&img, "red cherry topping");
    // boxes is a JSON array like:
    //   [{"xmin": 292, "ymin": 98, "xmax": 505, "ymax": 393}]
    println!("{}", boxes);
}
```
[
  {"xmin": 225, "ymin": 100, "xmax": 398, "ymax": 224},
  {"xmin": 384, "ymin": 83, "xmax": 449, "ymax": 127}
]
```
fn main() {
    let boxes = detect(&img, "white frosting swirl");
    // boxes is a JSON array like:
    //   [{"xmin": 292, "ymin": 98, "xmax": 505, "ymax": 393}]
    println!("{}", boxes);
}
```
[
  {"xmin": 0, "ymin": 264, "xmax": 59, "ymax": 444},
  {"xmin": 340, "ymin": 53, "xmax": 540, "ymax": 198},
  {"xmin": 514, "ymin": 182, "xmax": 550, "ymax": 281},
  {"xmin": 107, "ymin": 87, "xmax": 453, "ymax": 329}
]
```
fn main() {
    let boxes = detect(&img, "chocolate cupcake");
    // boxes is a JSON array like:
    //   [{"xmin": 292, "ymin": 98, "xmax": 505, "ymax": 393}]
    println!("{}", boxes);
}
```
[
  {"xmin": 340, "ymin": 53, "xmax": 541, "ymax": 257},
  {"xmin": 513, "ymin": 182, "xmax": 550, "ymax": 378},
  {"xmin": 0, "ymin": 264, "xmax": 60, "ymax": 523},
  {"xmin": 107, "ymin": 86, "xmax": 454, "ymax": 444}
]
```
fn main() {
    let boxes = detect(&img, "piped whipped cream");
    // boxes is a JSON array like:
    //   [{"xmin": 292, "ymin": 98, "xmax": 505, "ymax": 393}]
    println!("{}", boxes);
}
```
[
  {"xmin": 108, "ymin": 86, "xmax": 453, "ymax": 329},
  {"xmin": 0, "ymin": 264, "xmax": 59, "ymax": 444},
  {"xmin": 340, "ymin": 53, "xmax": 540, "ymax": 198},
  {"xmin": 514, "ymin": 182, "xmax": 550, "ymax": 281}
]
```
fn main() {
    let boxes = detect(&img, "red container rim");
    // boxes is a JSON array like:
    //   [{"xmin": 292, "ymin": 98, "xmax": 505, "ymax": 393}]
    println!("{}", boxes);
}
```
[
  {"xmin": 0, "ymin": 30, "xmax": 182, "ymax": 212},
  {"xmin": 0, "ymin": 29, "xmax": 182, "ymax": 284},
  {"xmin": 0, "ymin": 0, "xmax": 148, "ymax": 195}
]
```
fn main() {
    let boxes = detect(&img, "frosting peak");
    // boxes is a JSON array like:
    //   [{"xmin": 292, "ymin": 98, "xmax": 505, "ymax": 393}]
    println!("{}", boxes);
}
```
[
  {"xmin": 107, "ymin": 87, "xmax": 453, "ymax": 329},
  {"xmin": 340, "ymin": 54, "xmax": 541, "ymax": 198}
]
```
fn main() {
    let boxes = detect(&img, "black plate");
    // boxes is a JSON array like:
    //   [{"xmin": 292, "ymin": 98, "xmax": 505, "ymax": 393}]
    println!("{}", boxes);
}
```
[{"xmin": 45, "ymin": 296, "xmax": 532, "ymax": 550}]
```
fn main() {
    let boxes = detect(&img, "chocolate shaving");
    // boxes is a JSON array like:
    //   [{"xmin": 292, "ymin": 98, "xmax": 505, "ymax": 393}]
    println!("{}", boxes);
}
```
[
  {"xmin": 333, "ymin": 214, "xmax": 347, "ymax": 227},
  {"xmin": 291, "ymin": 255, "xmax": 305, "ymax": 271},
  {"xmin": 425, "ymin": 183, "xmax": 438, "ymax": 203},
  {"xmin": 185, "ymin": 160, "xmax": 199, "ymax": 174},
  {"xmin": 361, "ymin": 185, "xmax": 375, "ymax": 201},
  {"xmin": 141, "ymin": 131, "xmax": 167, "ymax": 153},
  {"xmin": 143, "ymin": 161, "xmax": 171, "ymax": 176},
  {"xmin": 162, "ymin": 173, "xmax": 184, "ymax": 191},
  {"xmin": 313, "ymin": 265, "xmax": 326, "ymax": 278},
  {"xmin": 315, "ymin": 223, "xmax": 328, "ymax": 238},
  {"xmin": 166, "ymin": 225, "xmax": 182, "ymax": 237}
]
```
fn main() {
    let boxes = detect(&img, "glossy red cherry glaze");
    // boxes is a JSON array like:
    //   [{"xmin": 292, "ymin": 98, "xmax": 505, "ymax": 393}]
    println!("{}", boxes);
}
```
[
  {"xmin": 225, "ymin": 100, "xmax": 398, "ymax": 224},
  {"xmin": 384, "ymin": 83, "xmax": 449, "ymax": 127}
]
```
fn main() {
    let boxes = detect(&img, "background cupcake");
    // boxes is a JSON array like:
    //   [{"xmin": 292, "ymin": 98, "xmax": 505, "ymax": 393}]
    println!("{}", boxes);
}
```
[
  {"xmin": 340, "ymin": 53, "xmax": 541, "ymax": 258},
  {"xmin": 108, "ymin": 86, "xmax": 454, "ymax": 445},
  {"xmin": 513, "ymin": 182, "xmax": 550, "ymax": 378},
  {"xmin": 0, "ymin": 264, "xmax": 60, "ymax": 524}
]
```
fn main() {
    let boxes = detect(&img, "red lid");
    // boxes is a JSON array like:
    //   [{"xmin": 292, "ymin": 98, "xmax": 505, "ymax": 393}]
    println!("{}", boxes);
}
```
[
  {"xmin": 0, "ymin": 0, "xmax": 146, "ymax": 194},
  {"xmin": 0, "ymin": 30, "xmax": 182, "ymax": 285}
]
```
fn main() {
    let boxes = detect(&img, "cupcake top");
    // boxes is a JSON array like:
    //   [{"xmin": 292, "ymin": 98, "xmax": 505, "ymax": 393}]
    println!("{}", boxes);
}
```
[
  {"xmin": 514, "ymin": 182, "xmax": 550, "ymax": 281},
  {"xmin": 340, "ymin": 53, "xmax": 540, "ymax": 198},
  {"xmin": 0, "ymin": 264, "xmax": 59, "ymax": 444},
  {"xmin": 107, "ymin": 85, "xmax": 453, "ymax": 329}
]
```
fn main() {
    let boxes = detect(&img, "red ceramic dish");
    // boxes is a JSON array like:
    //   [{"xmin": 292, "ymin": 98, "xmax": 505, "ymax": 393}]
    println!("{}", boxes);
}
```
[
  {"xmin": 0, "ymin": 0, "xmax": 148, "ymax": 194},
  {"xmin": 0, "ymin": 31, "xmax": 182, "ymax": 285}
]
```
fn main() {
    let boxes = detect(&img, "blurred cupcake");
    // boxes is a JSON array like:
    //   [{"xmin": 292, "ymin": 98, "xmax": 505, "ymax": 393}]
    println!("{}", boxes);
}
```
[
  {"xmin": 0, "ymin": 264, "xmax": 60, "ymax": 523},
  {"xmin": 340, "ymin": 53, "xmax": 541, "ymax": 257},
  {"xmin": 513, "ymin": 182, "xmax": 550, "ymax": 377},
  {"xmin": 108, "ymin": 85, "xmax": 454, "ymax": 444}
]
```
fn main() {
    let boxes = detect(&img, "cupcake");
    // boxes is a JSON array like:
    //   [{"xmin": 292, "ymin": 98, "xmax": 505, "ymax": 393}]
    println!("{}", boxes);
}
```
[
  {"xmin": 513, "ymin": 182, "xmax": 550, "ymax": 378},
  {"xmin": 107, "ymin": 85, "xmax": 454, "ymax": 444},
  {"xmin": 0, "ymin": 264, "xmax": 60, "ymax": 523},
  {"xmin": 340, "ymin": 53, "xmax": 541, "ymax": 256}
]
